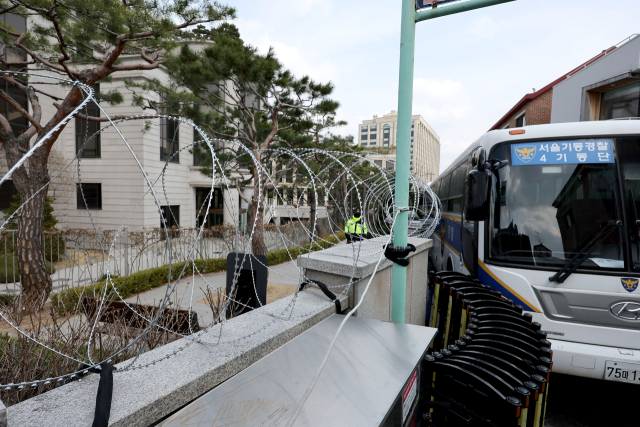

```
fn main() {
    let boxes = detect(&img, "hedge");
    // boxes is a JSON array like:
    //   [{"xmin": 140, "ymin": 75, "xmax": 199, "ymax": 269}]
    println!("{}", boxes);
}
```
[{"xmin": 51, "ymin": 232, "xmax": 346, "ymax": 315}]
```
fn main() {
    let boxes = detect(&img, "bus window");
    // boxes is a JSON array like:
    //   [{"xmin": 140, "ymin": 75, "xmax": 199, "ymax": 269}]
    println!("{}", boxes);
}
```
[
  {"xmin": 440, "ymin": 173, "xmax": 452, "ymax": 211},
  {"xmin": 431, "ymin": 180, "xmax": 440, "ymax": 200},
  {"xmin": 450, "ymin": 163, "xmax": 466, "ymax": 214},
  {"xmin": 488, "ymin": 142, "xmax": 623, "ymax": 270},
  {"xmin": 616, "ymin": 138, "xmax": 640, "ymax": 270}
]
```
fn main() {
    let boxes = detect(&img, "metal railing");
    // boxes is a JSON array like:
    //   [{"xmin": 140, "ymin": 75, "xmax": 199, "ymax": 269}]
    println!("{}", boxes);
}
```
[{"xmin": 0, "ymin": 221, "xmax": 331, "ymax": 294}]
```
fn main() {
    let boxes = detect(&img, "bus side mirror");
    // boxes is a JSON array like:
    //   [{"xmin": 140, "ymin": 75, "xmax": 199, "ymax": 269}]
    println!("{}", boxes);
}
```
[
  {"xmin": 465, "ymin": 169, "xmax": 491, "ymax": 221},
  {"xmin": 474, "ymin": 147, "xmax": 487, "ymax": 171}
]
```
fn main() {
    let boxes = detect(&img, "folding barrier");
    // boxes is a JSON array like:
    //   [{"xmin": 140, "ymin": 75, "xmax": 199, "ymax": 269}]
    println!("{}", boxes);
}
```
[{"xmin": 422, "ymin": 270, "xmax": 553, "ymax": 427}]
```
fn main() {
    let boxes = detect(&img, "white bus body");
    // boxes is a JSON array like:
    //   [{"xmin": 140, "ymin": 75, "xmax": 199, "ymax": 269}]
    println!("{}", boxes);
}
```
[{"xmin": 429, "ymin": 120, "xmax": 640, "ymax": 382}]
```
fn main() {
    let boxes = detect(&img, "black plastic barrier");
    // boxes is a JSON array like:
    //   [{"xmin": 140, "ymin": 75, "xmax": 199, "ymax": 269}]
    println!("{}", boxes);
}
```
[{"xmin": 422, "ymin": 270, "xmax": 552, "ymax": 427}]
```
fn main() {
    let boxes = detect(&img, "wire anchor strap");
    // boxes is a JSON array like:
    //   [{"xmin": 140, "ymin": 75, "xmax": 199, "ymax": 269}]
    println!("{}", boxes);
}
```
[
  {"xmin": 88, "ymin": 363, "xmax": 116, "ymax": 427},
  {"xmin": 299, "ymin": 280, "xmax": 342, "ymax": 313},
  {"xmin": 383, "ymin": 243, "xmax": 416, "ymax": 267}
]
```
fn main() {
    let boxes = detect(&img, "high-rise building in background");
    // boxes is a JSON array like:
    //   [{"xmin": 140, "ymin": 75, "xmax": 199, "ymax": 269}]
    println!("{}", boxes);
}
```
[{"xmin": 358, "ymin": 111, "xmax": 440, "ymax": 182}]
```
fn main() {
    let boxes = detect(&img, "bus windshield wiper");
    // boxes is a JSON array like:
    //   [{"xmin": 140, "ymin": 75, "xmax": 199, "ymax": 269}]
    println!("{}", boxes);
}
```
[{"xmin": 549, "ymin": 219, "xmax": 622, "ymax": 283}]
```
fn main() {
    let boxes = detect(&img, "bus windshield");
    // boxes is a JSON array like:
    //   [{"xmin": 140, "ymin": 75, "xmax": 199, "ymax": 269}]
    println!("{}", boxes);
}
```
[{"xmin": 489, "ymin": 140, "xmax": 624, "ymax": 270}]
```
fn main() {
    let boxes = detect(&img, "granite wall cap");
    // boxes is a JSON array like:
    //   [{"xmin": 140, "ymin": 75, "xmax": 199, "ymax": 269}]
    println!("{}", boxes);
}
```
[
  {"xmin": 298, "ymin": 236, "xmax": 432, "ymax": 279},
  {"xmin": 7, "ymin": 289, "xmax": 347, "ymax": 427},
  {"xmin": 0, "ymin": 398, "xmax": 6, "ymax": 427}
]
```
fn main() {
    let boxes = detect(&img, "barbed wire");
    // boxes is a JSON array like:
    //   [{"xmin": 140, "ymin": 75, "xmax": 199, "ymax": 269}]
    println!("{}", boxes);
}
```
[{"xmin": 0, "ymin": 72, "xmax": 441, "ymax": 389}]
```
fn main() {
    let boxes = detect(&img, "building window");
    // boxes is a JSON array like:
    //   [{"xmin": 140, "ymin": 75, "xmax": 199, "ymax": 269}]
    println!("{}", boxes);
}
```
[
  {"xmin": 0, "ymin": 180, "xmax": 17, "ymax": 210},
  {"xmin": 75, "ymin": 84, "xmax": 101, "ymax": 158},
  {"xmin": 160, "ymin": 106, "xmax": 180, "ymax": 163},
  {"xmin": 77, "ymin": 183, "xmax": 102, "ymax": 210},
  {"xmin": 195, "ymin": 188, "xmax": 223, "ymax": 227},
  {"xmin": 193, "ymin": 128, "xmax": 207, "ymax": 166},
  {"xmin": 160, "ymin": 205, "xmax": 180, "ymax": 228},
  {"xmin": 369, "ymin": 140, "xmax": 377, "ymax": 147},
  {"xmin": 515, "ymin": 112, "xmax": 526, "ymax": 127},
  {"xmin": 600, "ymin": 82, "xmax": 640, "ymax": 120},
  {"xmin": 503, "ymin": 123, "xmax": 510, "ymax": 129},
  {"xmin": 374, "ymin": 160, "xmax": 383, "ymax": 167},
  {"xmin": 383, "ymin": 124, "xmax": 390, "ymax": 147},
  {"xmin": 386, "ymin": 161, "xmax": 395, "ymax": 171}
]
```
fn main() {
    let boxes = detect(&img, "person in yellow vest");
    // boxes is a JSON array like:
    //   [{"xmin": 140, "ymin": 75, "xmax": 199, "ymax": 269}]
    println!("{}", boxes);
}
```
[{"xmin": 344, "ymin": 208, "xmax": 368, "ymax": 243}]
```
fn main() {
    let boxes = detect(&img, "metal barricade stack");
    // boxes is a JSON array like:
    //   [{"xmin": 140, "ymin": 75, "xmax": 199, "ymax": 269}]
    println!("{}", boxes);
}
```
[{"xmin": 422, "ymin": 271, "xmax": 552, "ymax": 427}]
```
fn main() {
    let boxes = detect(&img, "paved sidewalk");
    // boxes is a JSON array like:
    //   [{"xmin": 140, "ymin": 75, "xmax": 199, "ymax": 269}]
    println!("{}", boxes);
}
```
[{"xmin": 124, "ymin": 261, "xmax": 304, "ymax": 327}]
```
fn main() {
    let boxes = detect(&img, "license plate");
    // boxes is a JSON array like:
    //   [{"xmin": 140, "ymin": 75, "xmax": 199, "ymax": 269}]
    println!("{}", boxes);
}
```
[{"xmin": 604, "ymin": 360, "xmax": 640, "ymax": 384}]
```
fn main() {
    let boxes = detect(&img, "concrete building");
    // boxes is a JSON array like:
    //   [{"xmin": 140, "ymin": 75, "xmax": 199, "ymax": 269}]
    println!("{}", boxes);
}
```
[
  {"xmin": 358, "ymin": 112, "xmax": 440, "ymax": 182},
  {"xmin": 551, "ymin": 34, "xmax": 640, "ymax": 123},
  {"xmin": 490, "ymin": 34, "xmax": 640, "ymax": 130},
  {"xmin": 0, "ymin": 13, "xmax": 329, "ymax": 231}
]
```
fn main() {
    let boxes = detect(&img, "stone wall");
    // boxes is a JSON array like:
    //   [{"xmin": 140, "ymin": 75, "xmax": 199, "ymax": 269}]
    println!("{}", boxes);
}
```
[{"xmin": 7, "ymin": 290, "xmax": 347, "ymax": 427}]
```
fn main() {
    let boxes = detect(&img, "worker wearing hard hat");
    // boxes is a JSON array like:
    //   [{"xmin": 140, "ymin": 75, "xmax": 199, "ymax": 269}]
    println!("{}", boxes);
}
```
[{"xmin": 344, "ymin": 209, "xmax": 368, "ymax": 244}]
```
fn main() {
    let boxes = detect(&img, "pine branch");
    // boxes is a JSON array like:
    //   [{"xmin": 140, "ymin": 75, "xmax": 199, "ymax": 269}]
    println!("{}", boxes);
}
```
[{"xmin": 0, "ymin": 87, "xmax": 41, "ymax": 132}]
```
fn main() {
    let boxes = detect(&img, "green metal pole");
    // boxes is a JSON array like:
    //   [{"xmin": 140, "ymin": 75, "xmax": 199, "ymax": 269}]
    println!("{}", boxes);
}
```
[
  {"xmin": 416, "ymin": 0, "xmax": 516, "ymax": 22},
  {"xmin": 391, "ymin": 0, "xmax": 517, "ymax": 324},
  {"xmin": 391, "ymin": 0, "xmax": 416, "ymax": 324}
]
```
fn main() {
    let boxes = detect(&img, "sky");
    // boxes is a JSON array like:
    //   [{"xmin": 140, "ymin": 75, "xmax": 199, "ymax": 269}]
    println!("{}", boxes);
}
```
[{"xmin": 232, "ymin": 0, "xmax": 640, "ymax": 174}]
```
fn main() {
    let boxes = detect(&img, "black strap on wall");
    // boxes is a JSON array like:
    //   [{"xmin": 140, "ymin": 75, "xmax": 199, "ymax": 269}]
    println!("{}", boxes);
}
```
[
  {"xmin": 299, "ymin": 280, "xmax": 342, "ymax": 313},
  {"xmin": 384, "ymin": 243, "xmax": 416, "ymax": 267},
  {"xmin": 88, "ymin": 363, "xmax": 116, "ymax": 427}
]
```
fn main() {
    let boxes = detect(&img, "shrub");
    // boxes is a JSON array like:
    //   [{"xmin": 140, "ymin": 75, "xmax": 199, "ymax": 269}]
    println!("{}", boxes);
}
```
[
  {"xmin": 51, "ymin": 232, "xmax": 346, "ymax": 315},
  {"xmin": 0, "ymin": 293, "xmax": 14, "ymax": 306},
  {"xmin": 0, "ymin": 253, "xmax": 55, "ymax": 284}
]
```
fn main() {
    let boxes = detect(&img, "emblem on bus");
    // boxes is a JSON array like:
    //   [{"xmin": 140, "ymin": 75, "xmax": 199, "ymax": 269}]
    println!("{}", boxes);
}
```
[
  {"xmin": 514, "ymin": 146, "xmax": 537, "ymax": 163},
  {"xmin": 621, "ymin": 278, "xmax": 639, "ymax": 293},
  {"xmin": 610, "ymin": 302, "xmax": 640, "ymax": 320}
]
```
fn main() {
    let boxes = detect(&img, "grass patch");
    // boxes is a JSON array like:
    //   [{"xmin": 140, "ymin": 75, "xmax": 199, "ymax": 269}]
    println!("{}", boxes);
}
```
[{"xmin": 51, "ymin": 233, "xmax": 345, "ymax": 315}]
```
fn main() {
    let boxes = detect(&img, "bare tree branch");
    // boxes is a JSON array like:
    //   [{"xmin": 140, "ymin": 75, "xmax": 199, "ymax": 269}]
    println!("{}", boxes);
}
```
[
  {"xmin": 0, "ymin": 88, "xmax": 41, "ymax": 132},
  {"xmin": 236, "ymin": 181, "xmax": 250, "ymax": 204},
  {"xmin": 0, "ymin": 112, "xmax": 13, "ymax": 134},
  {"xmin": 0, "ymin": 29, "xmax": 70, "ymax": 74}
]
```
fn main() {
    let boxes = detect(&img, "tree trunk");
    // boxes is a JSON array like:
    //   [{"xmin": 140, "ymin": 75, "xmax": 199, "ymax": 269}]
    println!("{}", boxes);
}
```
[
  {"xmin": 248, "ymin": 167, "xmax": 268, "ymax": 256},
  {"xmin": 16, "ymin": 190, "xmax": 51, "ymax": 311},
  {"xmin": 4, "ymin": 137, "xmax": 53, "ymax": 312},
  {"xmin": 308, "ymin": 189, "xmax": 317, "ymax": 239},
  {"xmin": 329, "ymin": 184, "xmax": 344, "ymax": 231}
]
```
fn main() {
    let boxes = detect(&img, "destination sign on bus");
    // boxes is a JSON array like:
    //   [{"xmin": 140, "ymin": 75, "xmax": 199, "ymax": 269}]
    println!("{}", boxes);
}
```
[{"xmin": 511, "ymin": 140, "xmax": 614, "ymax": 166}]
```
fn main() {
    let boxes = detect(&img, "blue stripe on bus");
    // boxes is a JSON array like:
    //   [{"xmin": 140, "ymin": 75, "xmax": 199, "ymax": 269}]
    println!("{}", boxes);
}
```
[
  {"xmin": 435, "ymin": 213, "xmax": 540, "ymax": 313},
  {"xmin": 477, "ymin": 260, "xmax": 540, "ymax": 313}
]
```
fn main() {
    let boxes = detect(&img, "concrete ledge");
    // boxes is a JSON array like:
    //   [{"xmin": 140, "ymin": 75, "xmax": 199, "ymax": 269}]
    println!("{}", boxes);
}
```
[
  {"xmin": 0, "ymin": 398, "xmax": 6, "ymax": 427},
  {"xmin": 300, "ymin": 237, "xmax": 432, "ymax": 326},
  {"xmin": 298, "ymin": 236, "xmax": 432, "ymax": 278},
  {"xmin": 8, "ymin": 289, "xmax": 347, "ymax": 427}
]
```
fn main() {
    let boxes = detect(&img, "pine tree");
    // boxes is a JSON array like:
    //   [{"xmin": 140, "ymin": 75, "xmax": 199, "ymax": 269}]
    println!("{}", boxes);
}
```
[
  {"xmin": 132, "ymin": 26, "xmax": 341, "ymax": 255},
  {"xmin": 4, "ymin": 194, "xmax": 57, "ymax": 230},
  {"xmin": 0, "ymin": 0, "xmax": 235, "ymax": 310}
]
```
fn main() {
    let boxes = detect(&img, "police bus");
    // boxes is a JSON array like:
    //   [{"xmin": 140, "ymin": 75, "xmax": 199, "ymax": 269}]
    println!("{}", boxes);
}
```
[{"xmin": 429, "ymin": 120, "xmax": 640, "ymax": 384}]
